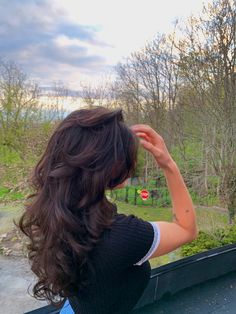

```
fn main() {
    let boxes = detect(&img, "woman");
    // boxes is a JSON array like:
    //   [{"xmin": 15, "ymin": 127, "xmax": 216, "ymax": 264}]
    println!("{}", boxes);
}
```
[{"xmin": 18, "ymin": 106, "xmax": 198, "ymax": 314}]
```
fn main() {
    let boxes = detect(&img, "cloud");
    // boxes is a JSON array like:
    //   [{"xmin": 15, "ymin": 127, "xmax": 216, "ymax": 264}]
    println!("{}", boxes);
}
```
[
  {"xmin": 0, "ymin": 0, "xmax": 109, "ymax": 86},
  {"xmin": 0, "ymin": 0, "xmax": 213, "ymax": 89}
]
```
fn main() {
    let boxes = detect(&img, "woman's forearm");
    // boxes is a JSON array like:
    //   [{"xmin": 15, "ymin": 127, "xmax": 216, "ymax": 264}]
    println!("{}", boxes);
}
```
[{"xmin": 162, "ymin": 161, "xmax": 198, "ymax": 236}]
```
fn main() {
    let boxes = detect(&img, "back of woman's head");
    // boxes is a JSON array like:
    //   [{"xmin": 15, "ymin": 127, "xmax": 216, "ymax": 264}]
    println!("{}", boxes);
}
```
[{"xmin": 18, "ymin": 106, "xmax": 138, "ymax": 305}]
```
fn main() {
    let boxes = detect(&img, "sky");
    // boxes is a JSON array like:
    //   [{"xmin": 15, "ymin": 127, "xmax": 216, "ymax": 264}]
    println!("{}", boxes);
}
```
[{"xmin": 0, "ymin": 0, "xmax": 210, "ymax": 90}]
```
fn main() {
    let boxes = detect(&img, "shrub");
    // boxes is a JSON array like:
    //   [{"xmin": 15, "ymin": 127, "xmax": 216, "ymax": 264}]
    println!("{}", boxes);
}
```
[
  {"xmin": 181, "ymin": 225, "xmax": 236, "ymax": 257},
  {"xmin": 180, "ymin": 231, "xmax": 221, "ymax": 257}
]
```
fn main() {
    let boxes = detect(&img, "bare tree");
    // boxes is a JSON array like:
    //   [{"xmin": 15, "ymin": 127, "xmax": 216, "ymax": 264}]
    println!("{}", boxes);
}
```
[
  {"xmin": 38, "ymin": 82, "xmax": 71, "ymax": 122},
  {"xmin": 0, "ymin": 59, "xmax": 39, "ymax": 160},
  {"xmin": 176, "ymin": 0, "xmax": 236, "ymax": 222},
  {"xmin": 80, "ymin": 78, "xmax": 118, "ymax": 110}
]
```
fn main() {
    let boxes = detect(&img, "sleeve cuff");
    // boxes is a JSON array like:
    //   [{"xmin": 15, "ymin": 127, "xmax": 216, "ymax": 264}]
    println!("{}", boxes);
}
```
[{"xmin": 133, "ymin": 222, "xmax": 161, "ymax": 266}]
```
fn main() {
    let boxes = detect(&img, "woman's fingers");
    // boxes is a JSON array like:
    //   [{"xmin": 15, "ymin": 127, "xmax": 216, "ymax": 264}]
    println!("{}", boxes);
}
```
[
  {"xmin": 131, "ymin": 124, "xmax": 173, "ymax": 170},
  {"xmin": 139, "ymin": 139, "xmax": 152, "ymax": 150},
  {"xmin": 131, "ymin": 124, "xmax": 156, "ymax": 135},
  {"xmin": 139, "ymin": 139, "xmax": 158, "ymax": 156},
  {"xmin": 130, "ymin": 124, "xmax": 153, "ymax": 135},
  {"xmin": 140, "ymin": 140, "xmax": 166, "ymax": 168},
  {"xmin": 136, "ymin": 132, "xmax": 150, "ymax": 142},
  {"xmin": 130, "ymin": 124, "xmax": 163, "ymax": 143}
]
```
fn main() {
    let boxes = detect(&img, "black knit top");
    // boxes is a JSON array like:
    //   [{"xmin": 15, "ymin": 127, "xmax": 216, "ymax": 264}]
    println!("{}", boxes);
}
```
[{"xmin": 61, "ymin": 211, "xmax": 158, "ymax": 314}]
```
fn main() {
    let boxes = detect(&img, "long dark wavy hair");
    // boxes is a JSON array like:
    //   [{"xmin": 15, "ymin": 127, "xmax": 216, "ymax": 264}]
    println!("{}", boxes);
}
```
[{"xmin": 18, "ymin": 106, "xmax": 138, "ymax": 306}]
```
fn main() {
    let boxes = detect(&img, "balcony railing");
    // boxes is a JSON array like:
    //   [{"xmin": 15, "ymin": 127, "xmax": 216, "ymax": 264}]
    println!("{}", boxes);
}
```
[{"xmin": 25, "ymin": 243, "xmax": 236, "ymax": 314}]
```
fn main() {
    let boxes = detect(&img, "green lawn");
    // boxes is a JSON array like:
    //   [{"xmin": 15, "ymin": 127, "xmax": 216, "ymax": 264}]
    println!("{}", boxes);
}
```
[
  {"xmin": 114, "ymin": 200, "xmax": 228, "ymax": 231},
  {"xmin": 0, "ymin": 186, "xmax": 25, "ymax": 201},
  {"xmin": 0, "ymin": 198, "xmax": 229, "ymax": 267},
  {"xmin": 0, "ymin": 201, "xmax": 23, "ymax": 234}
]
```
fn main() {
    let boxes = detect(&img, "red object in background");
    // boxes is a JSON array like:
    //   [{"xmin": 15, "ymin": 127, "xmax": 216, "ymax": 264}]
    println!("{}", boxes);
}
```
[{"xmin": 140, "ymin": 189, "xmax": 149, "ymax": 200}]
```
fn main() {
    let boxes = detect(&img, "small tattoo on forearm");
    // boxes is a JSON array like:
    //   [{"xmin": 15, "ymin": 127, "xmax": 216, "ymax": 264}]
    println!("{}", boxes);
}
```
[{"xmin": 173, "ymin": 210, "xmax": 190, "ymax": 222}]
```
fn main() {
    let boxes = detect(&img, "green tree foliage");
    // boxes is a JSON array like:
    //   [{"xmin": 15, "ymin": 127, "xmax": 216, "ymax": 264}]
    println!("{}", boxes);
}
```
[{"xmin": 181, "ymin": 224, "xmax": 236, "ymax": 257}]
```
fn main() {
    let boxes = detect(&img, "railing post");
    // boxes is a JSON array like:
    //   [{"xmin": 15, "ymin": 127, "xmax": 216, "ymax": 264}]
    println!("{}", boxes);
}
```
[
  {"xmin": 125, "ymin": 186, "xmax": 129, "ymax": 203},
  {"xmin": 134, "ymin": 188, "xmax": 137, "ymax": 205}
]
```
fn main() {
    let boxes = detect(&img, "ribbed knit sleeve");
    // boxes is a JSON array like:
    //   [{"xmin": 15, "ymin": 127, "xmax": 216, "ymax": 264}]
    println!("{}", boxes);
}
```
[{"xmin": 110, "ymin": 214, "xmax": 156, "ymax": 268}]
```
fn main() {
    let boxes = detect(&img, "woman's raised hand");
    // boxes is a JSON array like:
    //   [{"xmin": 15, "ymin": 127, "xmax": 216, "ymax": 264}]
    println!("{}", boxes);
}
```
[{"xmin": 130, "ymin": 124, "xmax": 175, "ymax": 171}]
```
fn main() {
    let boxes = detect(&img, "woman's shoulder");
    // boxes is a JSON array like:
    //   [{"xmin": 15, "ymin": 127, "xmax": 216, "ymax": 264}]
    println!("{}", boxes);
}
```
[
  {"xmin": 112, "ymin": 212, "xmax": 149, "ymax": 225},
  {"xmin": 97, "ymin": 212, "xmax": 155, "ymax": 268},
  {"xmin": 113, "ymin": 212, "xmax": 133, "ymax": 222},
  {"xmin": 104, "ymin": 212, "xmax": 154, "ymax": 240}
]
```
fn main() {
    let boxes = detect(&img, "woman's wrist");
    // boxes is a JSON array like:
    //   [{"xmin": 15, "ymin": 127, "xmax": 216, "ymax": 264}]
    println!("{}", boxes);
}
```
[{"xmin": 162, "ymin": 160, "xmax": 179, "ymax": 174}]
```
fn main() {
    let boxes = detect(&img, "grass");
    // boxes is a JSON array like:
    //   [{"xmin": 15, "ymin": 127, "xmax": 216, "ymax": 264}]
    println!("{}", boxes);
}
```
[
  {"xmin": 114, "ymin": 200, "xmax": 228, "ymax": 232},
  {"xmin": 114, "ymin": 200, "xmax": 172, "ymax": 221},
  {"xmin": 0, "ymin": 196, "xmax": 229, "ymax": 267},
  {"xmin": 0, "ymin": 186, "xmax": 25, "ymax": 201},
  {"xmin": 0, "ymin": 202, "xmax": 23, "ymax": 234}
]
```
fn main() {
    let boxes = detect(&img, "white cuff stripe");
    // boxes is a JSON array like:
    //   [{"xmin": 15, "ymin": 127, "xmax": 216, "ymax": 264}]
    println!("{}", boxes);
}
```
[{"xmin": 133, "ymin": 222, "xmax": 161, "ymax": 266}]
